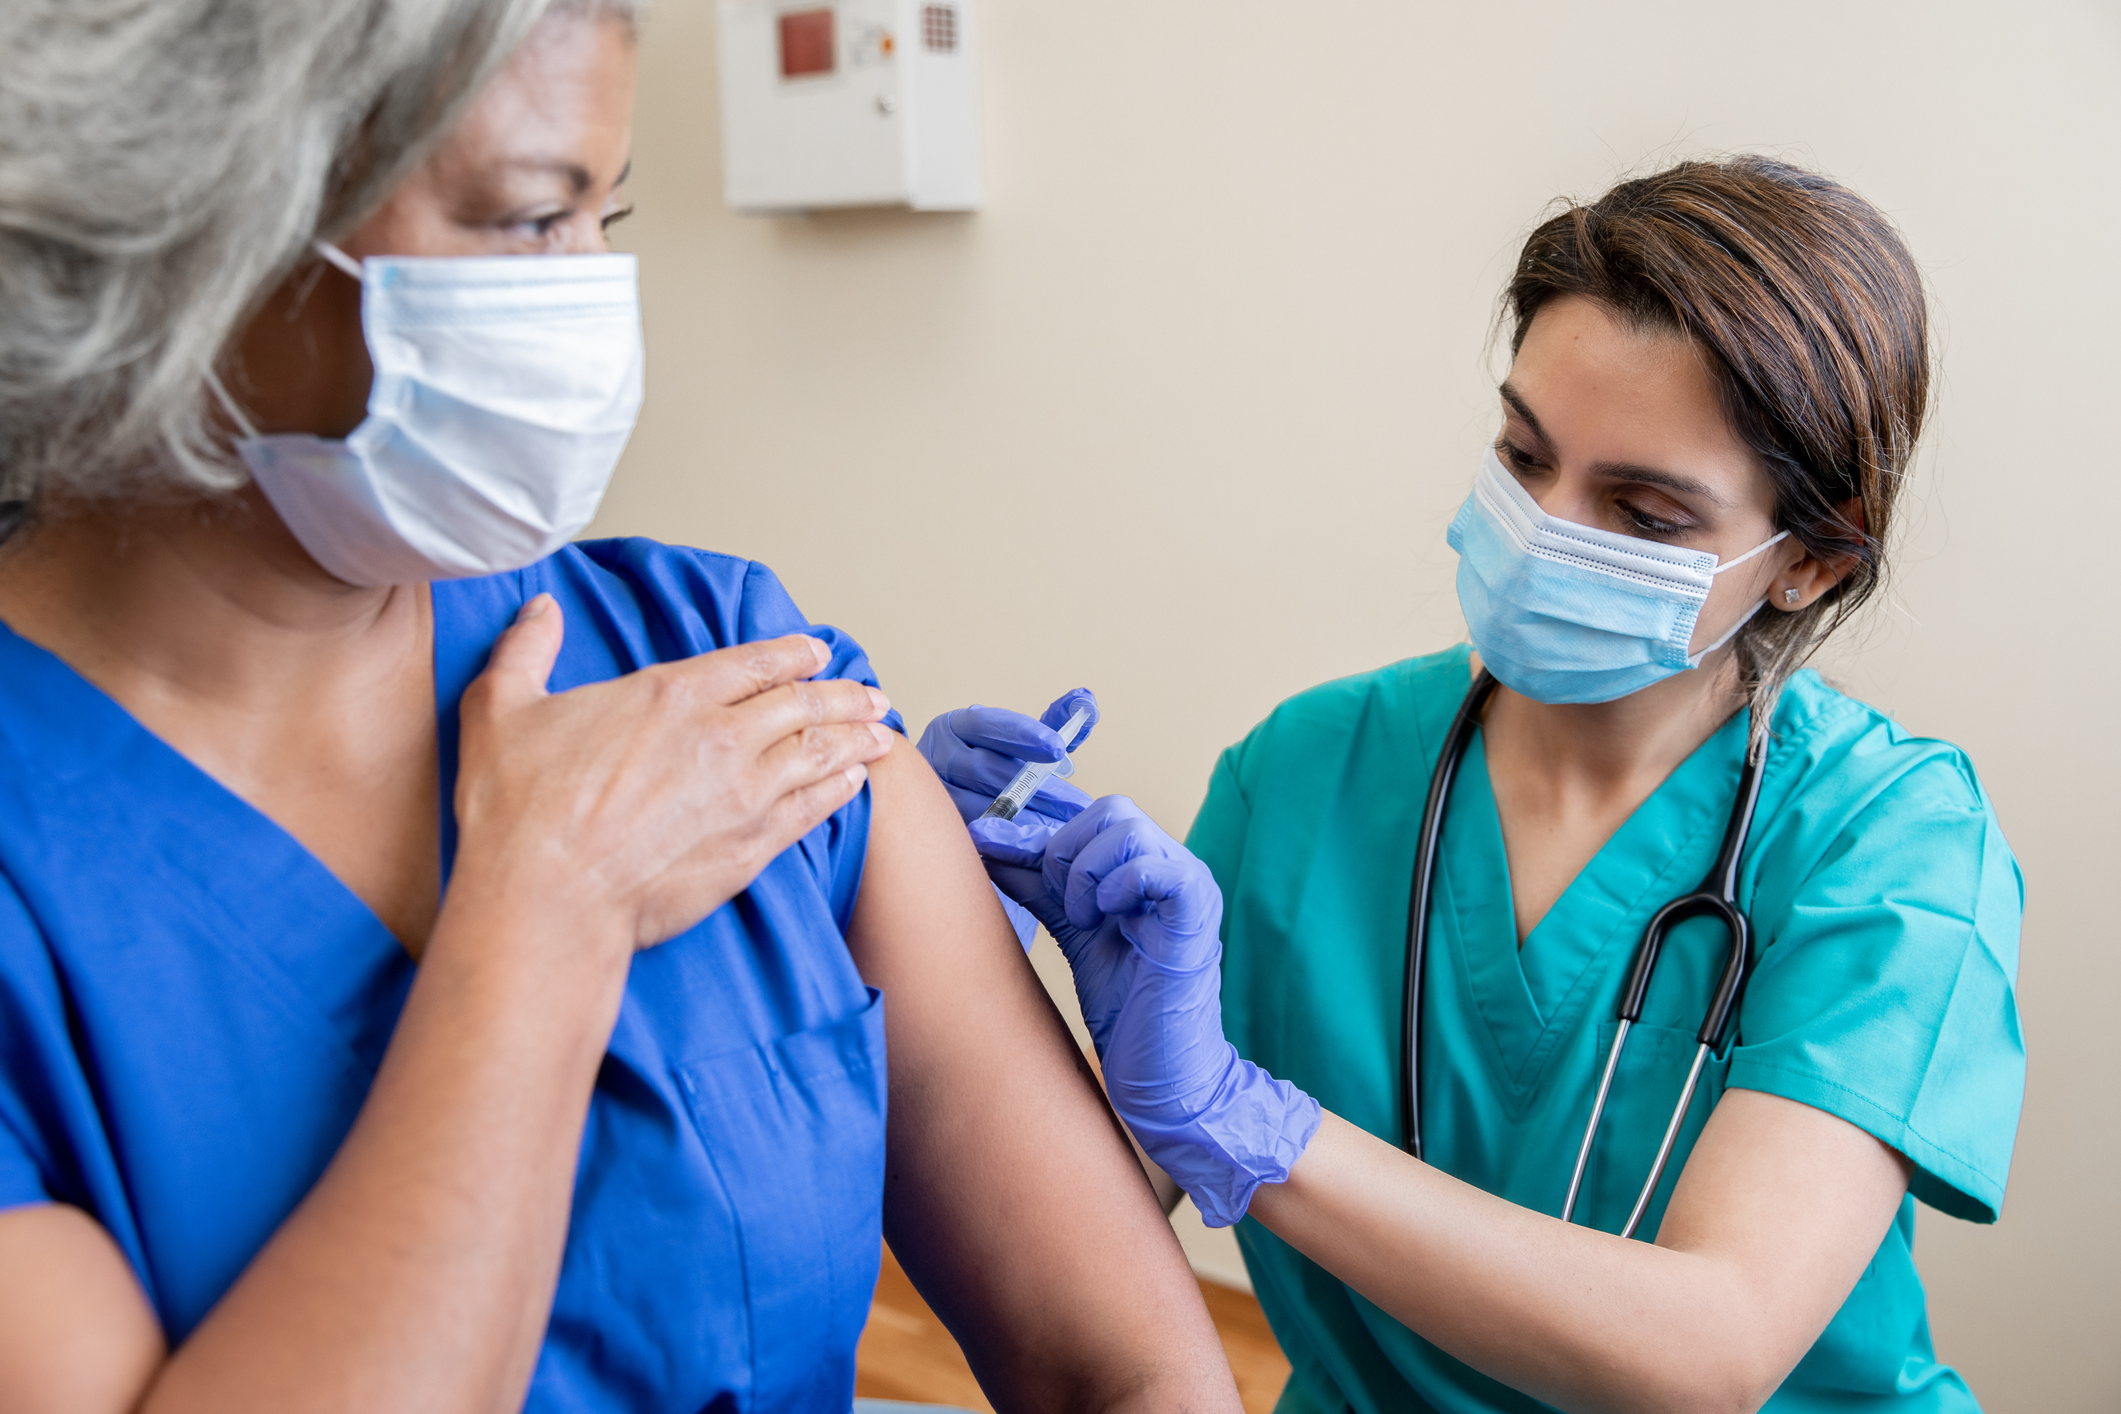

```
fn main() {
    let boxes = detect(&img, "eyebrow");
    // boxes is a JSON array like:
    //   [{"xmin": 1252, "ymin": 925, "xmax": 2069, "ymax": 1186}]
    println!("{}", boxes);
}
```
[
  {"xmin": 1497, "ymin": 380, "xmax": 1731, "ymax": 508},
  {"xmin": 499, "ymin": 155, "xmax": 632, "ymax": 193}
]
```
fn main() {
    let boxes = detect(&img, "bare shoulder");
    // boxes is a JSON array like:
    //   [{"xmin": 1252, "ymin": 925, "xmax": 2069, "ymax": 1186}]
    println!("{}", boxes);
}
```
[{"xmin": 844, "ymin": 733, "xmax": 1035, "ymax": 1013}]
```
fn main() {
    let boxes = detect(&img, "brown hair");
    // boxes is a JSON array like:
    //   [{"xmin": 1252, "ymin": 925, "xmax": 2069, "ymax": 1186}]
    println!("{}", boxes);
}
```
[{"xmin": 1505, "ymin": 156, "xmax": 1929, "ymax": 753}]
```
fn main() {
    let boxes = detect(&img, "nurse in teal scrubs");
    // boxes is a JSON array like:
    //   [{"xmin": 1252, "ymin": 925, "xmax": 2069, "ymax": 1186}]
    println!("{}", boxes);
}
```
[{"xmin": 923, "ymin": 157, "xmax": 2024, "ymax": 1413}]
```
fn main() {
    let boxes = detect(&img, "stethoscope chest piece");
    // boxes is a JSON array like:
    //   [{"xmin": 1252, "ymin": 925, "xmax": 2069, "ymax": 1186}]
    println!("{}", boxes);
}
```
[{"xmin": 1402, "ymin": 668, "xmax": 1767, "ymax": 1240}]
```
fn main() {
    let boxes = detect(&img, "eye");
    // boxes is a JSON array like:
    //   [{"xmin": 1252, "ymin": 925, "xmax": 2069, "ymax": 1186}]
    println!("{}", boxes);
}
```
[
  {"xmin": 1497, "ymin": 440, "xmax": 1546, "ymax": 476},
  {"xmin": 1616, "ymin": 498, "xmax": 1686, "ymax": 537},
  {"xmin": 600, "ymin": 202, "xmax": 636, "ymax": 232},
  {"xmin": 502, "ymin": 207, "xmax": 575, "ymax": 242}
]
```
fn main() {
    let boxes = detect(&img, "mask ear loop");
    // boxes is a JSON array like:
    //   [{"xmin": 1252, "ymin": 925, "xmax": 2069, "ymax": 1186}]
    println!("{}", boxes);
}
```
[
  {"xmin": 1709, "ymin": 528, "xmax": 1790, "ymax": 576},
  {"xmin": 207, "ymin": 240, "xmax": 364, "ymax": 444},
  {"xmin": 203, "ymin": 367, "xmax": 261, "ymax": 442},
  {"xmin": 1687, "ymin": 529, "xmax": 1793, "ymax": 667},
  {"xmin": 312, "ymin": 240, "xmax": 365, "ymax": 280}
]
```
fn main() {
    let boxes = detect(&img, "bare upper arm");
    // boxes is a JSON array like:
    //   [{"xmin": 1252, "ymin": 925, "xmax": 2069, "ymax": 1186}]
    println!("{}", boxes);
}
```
[
  {"xmin": 0, "ymin": 1203, "xmax": 165, "ymax": 1414},
  {"xmin": 844, "ymin": 737, "xmax": 1238, "ymax": 1410},
  {"xmin": 1657, "ymin": 1087, "xmax": 1912, "ymax": 1390}
]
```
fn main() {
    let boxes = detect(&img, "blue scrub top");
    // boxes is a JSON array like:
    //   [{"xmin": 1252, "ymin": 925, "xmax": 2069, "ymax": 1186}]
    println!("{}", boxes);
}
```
[
  {"xmin": 0, "ymin": 539, "xmax": 905, "ymax": 1412},
  {"xmin": 1190, "ymin": 646, "xmax": 2025, "ymax": 1414}
]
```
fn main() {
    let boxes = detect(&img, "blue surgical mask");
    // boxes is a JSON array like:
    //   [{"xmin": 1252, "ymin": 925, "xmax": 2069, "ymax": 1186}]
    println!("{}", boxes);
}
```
[{"xmin": 1447, "ymin": 446, "xmax": 1789, "ymax": 705}]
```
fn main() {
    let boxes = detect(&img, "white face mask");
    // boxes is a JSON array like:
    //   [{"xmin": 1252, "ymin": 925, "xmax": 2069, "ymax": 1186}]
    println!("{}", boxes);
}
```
[{"xmin": 222, "ymin": 241, "xmax": 644, "ymax": 587}]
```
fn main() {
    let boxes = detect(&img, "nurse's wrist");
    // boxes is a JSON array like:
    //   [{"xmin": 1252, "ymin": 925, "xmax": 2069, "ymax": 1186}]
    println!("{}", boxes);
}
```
[{"xmin": 1116, "ymin": 1052, "xmax": 1324, "ymax": 1229}]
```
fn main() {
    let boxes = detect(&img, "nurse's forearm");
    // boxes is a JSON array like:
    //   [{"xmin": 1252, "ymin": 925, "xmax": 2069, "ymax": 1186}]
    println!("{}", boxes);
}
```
[
  {"xmin": 140, "ymin": 889, "xmax": 634, "ymax": 1414},
  {"xmin": 1247, "ymin": 1100, "xmax": 1908, "ymax": 1414}
]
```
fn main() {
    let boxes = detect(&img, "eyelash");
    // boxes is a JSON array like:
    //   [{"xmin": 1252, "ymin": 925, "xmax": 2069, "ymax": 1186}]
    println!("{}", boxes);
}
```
[
  {"xmin": 1500, "ymin": 440, "xmax": 1688, "ymax": 537},
  {"xmin": 1617, "ymin": 501, "xmax": 1684, "ymax": 536},
  {"xmin": 1498, "ymin": 440, "xmax": 1543, "ymax": 475},
  {"xmin": 601, "ymin": 203, "xmax": 636, "ymax": 231}
]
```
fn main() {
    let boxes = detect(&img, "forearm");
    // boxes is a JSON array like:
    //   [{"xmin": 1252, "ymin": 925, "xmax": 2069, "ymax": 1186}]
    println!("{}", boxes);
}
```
[
  {"xmin": 1249, "ymin": 1112, "xmax": 1778, "ymax": 1414},
  {"xmin": 142, "ymin": 886, "xmax": 631, "ymax": 1414}
]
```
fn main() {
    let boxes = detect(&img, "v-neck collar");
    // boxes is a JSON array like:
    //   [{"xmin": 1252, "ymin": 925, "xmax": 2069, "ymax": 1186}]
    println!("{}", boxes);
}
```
[
  {"xmin": 1432, "ymin": 702, "xmax": 1748, "ymax": 1093},
  {"xmin": 0, "ymin": 604, "xmax": 478, "ymax": 1073}
]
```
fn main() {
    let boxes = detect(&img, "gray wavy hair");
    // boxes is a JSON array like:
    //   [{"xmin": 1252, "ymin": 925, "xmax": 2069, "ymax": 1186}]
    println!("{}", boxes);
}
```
[{"xmin": 0, "ymin": 0, "xmax": 638, "ymax": 541}]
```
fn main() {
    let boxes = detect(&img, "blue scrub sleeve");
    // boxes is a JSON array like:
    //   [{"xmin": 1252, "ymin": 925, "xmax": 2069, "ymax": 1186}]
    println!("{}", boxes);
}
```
[
  {"xmin": 734, "ymin": 559, "xmax": 905, "ymax": 736},
  {"xmin": 730, "ymin": 557, "xmax": 903, "ymax": 930},
  {"xmin": 1728, "ymin": 752, "xmax": 2025, "ymax": 1223},
  {"xmin": 0, "ymin": 875, "xmax": 58, "ymax": 1212}
]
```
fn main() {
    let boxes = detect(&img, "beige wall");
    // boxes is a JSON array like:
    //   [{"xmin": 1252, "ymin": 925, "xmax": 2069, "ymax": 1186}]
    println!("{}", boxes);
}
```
[{"xmin": 597, "ymin": 1, "xmax": 2121, "ymax": 1406}]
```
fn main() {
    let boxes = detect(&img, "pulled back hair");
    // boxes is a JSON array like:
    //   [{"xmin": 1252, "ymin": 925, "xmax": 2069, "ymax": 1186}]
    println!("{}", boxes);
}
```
[
  {"xmin": 0, "ymin": 0, "xmax": 640, "ymax": 542},
  {"xmin": 1505, "ymin": 156, "xmax": 1930, "ymax": 755}
]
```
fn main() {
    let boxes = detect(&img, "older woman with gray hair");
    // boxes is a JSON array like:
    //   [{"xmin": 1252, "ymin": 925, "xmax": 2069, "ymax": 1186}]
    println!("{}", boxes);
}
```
[{"xmin": 0, "ymin": 3, "xmax": 1239, "ymax": 1411}]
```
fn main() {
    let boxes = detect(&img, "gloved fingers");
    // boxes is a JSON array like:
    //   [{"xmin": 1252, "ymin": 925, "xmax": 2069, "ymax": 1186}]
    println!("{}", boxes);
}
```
[
  {"xmin": 1096, "ymin": 855, "xmax": 1224, "ymax": 972},
  {"xmin": 967, "ymin": 811, "xmax": 1059, "ymax": 867},
  {"xmin": 1050, "ymin": 802, "xmax": 1178, "ymax": 932},
  {"xmin": 981, "ymin": 860, "xmax": 1073, "ymax": 941},
  {"xmin": 923, "ymin": 729, "xmax": 1040, "ymax": 799},
  {"xmin": 993, "ymin": 887, "xmax": 1039, "ymax": 952},
  {"xmin": 949, "ymin": 704, "xmax": 1072, "ymax": 763},
  {"xmin": 1040, "ymin": 796, "xmax": 1156, "ymax": 914},
  {"xmin": 1039, "ymin": 688, "xmax": 1100, "ymax": 749},
  {"xmin": 938, "ymin": 777, "xmax": 1004, "ymax": 825},
  {"xmin": 937, "ymin": 764, "xmax": 1090, "ymax": 827},
  {"xmin": 1021, "ymin": 774, "xmax": 1093, "ymax": 821}
]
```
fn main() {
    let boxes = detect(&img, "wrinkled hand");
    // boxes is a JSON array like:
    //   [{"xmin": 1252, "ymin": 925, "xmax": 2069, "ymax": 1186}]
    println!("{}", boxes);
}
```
[
  {"xmin": 985, "ymin": 796, "xmax": 1322, "ymax": 1228},
  {"xmin": 452, "ymin": 595, "xmax": 897, "ymax": 954}
]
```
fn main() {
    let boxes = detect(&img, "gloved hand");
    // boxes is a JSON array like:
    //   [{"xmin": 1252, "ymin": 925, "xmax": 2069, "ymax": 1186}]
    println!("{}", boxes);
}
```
[
  {"xmin": 980, "ymin": 795, "xmax": 1321, "ymax": 1228},
  {"xmin": 917, "ymin": 691, "xmax": 1099, "ymax": 949},
  {"xmin": 918, "ymin": 689, "xmax": 1098, "ymax": 830}
]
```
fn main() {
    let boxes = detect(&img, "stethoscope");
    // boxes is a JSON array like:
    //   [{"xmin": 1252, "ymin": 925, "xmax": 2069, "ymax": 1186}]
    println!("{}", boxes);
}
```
[{"xmin": 1399, "ymin": 668, "xmax": 1767, "ymax": 1239}]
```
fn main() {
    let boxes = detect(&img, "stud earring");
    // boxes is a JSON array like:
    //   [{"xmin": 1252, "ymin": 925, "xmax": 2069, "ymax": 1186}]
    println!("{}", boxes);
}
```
[{"xmin": 1783, "ymin": 588, "xmax": 1802, "ymax": 606}]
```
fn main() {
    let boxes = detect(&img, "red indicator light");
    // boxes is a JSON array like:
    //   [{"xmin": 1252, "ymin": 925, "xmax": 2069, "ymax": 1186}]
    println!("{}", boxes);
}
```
[{"xmin": 778, "ymin": 8, "xmax": 835, "ymax": 78}]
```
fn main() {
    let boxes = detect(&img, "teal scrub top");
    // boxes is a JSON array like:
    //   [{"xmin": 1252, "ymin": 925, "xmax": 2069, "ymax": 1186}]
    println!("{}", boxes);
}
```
[{"xmin": 1189, "ymin": 646, "xmax": 2024, "ymax": 1414}]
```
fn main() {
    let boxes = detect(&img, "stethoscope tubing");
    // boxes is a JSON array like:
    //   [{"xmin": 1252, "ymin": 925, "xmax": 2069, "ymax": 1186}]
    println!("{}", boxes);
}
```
[
  {"xmin": 1400, "ymin": 669, "xmax": 1500, "ymax": 1163},
  {"xmin": 1403, "ymin": 668, "xmax": 1767, "ymax": 1237}
]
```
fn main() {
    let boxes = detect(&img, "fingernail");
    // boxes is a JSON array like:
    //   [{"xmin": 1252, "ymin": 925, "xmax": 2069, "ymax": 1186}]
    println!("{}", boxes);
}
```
[
  {"xmin": 515, "ymin": 594, "xmax": 551, "ymax": 623},
  {"xmin": 804, "ymin": 636, "xmax": 830, "ymax": 668},
  {"xmin": 868, "ymin": 722, "xmax": 897, "ymax": 748},
  {"xmin": 866, "ymin": 686, "xmax": 890, "ymax": 715},
  {"xmin": 844, "ymin": 764, "xmax": 869, "ymax": 788}
]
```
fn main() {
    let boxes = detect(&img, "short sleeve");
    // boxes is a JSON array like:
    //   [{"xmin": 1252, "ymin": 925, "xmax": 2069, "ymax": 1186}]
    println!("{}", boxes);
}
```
[
  {"xmin": 0, "ymin": 876, "xmax": 58, "ymax": 1213},
  {"xmin": 729, "ymin": 557, "xmax": 904, "ymax": 932},
  {"xmin": 734, "ymin": 560, "xmax": 904, "ymax": 736},
  {"xmin": 1728, "ymin": 755, "xmax": 2025, "ymax": 1222}
]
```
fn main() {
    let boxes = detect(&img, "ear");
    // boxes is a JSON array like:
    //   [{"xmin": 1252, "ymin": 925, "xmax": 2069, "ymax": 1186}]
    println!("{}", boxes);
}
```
[{"xmin": 1770, "ymin": 496, "xmax": 1865, "ymax": 614}]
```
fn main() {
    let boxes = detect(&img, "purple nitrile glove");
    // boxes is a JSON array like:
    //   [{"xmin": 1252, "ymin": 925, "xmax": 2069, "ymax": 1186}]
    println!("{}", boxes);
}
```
[
  {"xmin": 916, "ymin": 691, "xmax": 1099, "ymax": 949},
  {"xmin": 977, "ymin": 795, "xmax": 1321, "ymax": 1228}
]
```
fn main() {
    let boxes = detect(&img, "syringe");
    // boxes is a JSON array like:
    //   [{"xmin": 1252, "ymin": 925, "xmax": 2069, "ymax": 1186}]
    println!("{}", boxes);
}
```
[{"xmin": 979, "ymin": 707, "xmax": 1092, "ymax": 821}]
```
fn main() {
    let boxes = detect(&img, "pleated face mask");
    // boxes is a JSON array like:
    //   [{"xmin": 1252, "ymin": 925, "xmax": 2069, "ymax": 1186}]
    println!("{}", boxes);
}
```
[
  {"xmin": 227, "ymin": 241, "xmax": 644, "ymax": 587},
  {"xmin": 1446, "ymin": 446, "xmax": 1788, "ymax": 704}
]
